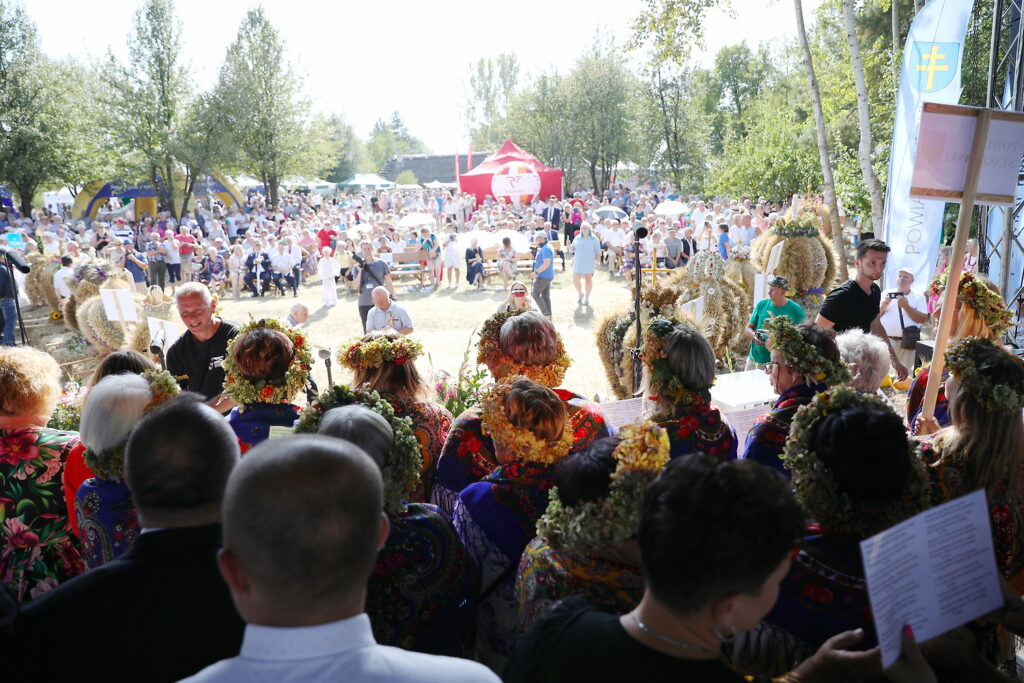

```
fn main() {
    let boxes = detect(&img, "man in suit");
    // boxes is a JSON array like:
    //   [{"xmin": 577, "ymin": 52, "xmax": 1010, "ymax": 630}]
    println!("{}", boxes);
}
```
[
  {"xmin": 541, "ymin": 196, "xmax": 561, "ymax": 233},
  {"xmin": 679, "ymin": 227, "xmax": 699, "ymax": 267},
  {"xmin": 10, "ymin": 395, "xmax": 244, "ymax": 683}
]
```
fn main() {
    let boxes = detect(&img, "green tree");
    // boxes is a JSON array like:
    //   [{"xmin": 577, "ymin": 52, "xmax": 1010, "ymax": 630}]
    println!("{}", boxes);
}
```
[
  {"xmin": 464, "ymin": 53, "xmax": 519, "ymax": 148},
  {"xmin": 395, "ymin": 170, "xmax": 419, "ymax": 185},
  {"xmin": 0, "ymin": 3, "xmax": 90, "ymax": 215},
  {"xmin": 325, "ymin": 114, "xmax": 365, "ymax": 182},
  {"xmin": 505, "ymin": 72, "xmax": 581, "ymax": 193},
  {"xmin": 628, "ymin": 0, "xmax": 732, "ymax": 65},
  {"xmin": 216, "ymin": 6, "xmax": 336, "ymax": 206},
  {"xmin": 100, "ymin": 0, "xmax": 190, "ymax": 217},
  {"xmin": 365, "ymin": 112, "xmax": 428, "ymax": 172}
]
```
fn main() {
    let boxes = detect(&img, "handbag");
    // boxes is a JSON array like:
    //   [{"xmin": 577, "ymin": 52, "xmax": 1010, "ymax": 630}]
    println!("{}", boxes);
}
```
[{"xmin": 897, "ymin": 304, "xmax": 920, "ymax": 350}]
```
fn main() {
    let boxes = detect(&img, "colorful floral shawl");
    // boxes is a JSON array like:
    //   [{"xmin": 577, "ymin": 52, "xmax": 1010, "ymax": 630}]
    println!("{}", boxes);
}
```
[
  {"xmin": 742, "ymin": 383, "xmax": 821, "ymax": 477},
  {"xmin": 367, "ymin": 502, "xmax": 478, "ymax": 656},
  {"xmin": 431, "ymin": 389, "xmax": 607, "ymax": 516},
  {"xmin": 75, "ymin": 477, "xmax": 139, "ymax": 569},
  {"xmin": 0, "ymin": 427, "xmax": 85, "ymax": 602},
  {"xmin": 515, "ymin": 536, "xmax": 643, "ymax": 635},
  {"xmin": 657, "ymin": 399, "xmax": 737, "ymax": 461},
  {"xmin": 385, "ymin": 394, "xmax": 453, "ymax": 504}
]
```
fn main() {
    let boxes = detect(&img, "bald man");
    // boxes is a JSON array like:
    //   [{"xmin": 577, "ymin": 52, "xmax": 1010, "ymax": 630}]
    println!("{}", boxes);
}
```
[
  {"xmin": 183, "ymin": 435, "xmax": 496, "ymax": 682},
  {"xmin": 365, "ymin": 285, "xmax": 413, "ymax": 335}
]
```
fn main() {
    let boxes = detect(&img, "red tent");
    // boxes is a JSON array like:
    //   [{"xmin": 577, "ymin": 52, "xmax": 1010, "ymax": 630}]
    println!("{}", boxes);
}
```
[{"xmin": 458, "ymin": 139, "xmax": 563, "ymax": 205}]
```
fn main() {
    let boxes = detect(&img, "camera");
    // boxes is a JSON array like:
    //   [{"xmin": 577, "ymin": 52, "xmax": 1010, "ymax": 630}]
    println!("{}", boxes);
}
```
[
  {"xmin": 887, "ymin": 292, "xmax": 904, "ymax": 299},
  {"xmin": 351, "ymin": 251, "xmax": 365, "ymax": 266},
  {"xmin": 754, "ymin": 329, "xmax": 770, "ymax": 344}
]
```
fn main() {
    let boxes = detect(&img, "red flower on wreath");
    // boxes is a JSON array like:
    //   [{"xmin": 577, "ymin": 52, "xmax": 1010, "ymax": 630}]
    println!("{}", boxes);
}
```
[
  {"xmin": 260, "ymin": 385, "xmax": 275, "ymax": 400},
  {"xmin": 394, "ymin": 356, "xmax": 407, "ymax": 365},
  {"xmin": 675, "ymin": 416, "xmax": 701, "ymax": 439}
]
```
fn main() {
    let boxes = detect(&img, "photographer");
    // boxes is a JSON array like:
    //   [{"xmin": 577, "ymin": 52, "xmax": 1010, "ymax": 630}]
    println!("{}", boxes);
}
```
[
  {"xmin": 346, "ymin": 240, "xmax": 395, "ymax": 332},
  {"xmin": 744, "ymin": 275, "xmax": 805, "ymax": 370},
  {"xmin": 879, "ymin": 266, "xmax": 927, "ymax": 378}
]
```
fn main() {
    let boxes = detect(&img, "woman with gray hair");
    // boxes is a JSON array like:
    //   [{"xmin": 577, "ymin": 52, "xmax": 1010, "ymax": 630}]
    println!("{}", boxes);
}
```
[
  {"xmin": 76, "ymin": 371, "xmax": 178, "ymax": 568},
  {"xmin": 836, "ymin": 328, "xmax": 891, "ymax": 394}
]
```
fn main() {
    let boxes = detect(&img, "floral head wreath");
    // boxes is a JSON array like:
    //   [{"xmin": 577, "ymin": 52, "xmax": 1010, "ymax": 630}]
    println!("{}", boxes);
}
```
[
  {"xmin": 339, "ymin": 335, "xmax": 423, "ymax": 371},
  {"xmin": 83, "ymin": 368, "xmax": 180, "ymax": 480},
  {"xmin": 479, "ymin": 375, "xmax": 574, "ymax": 465},
  {"xmin": 771, "ymin": 216, "xmax": 820, "ymax": 238},
  {"xmin": 763, "ymin": 315, "xmax": 851, "ymax": 386},
  {"xmin": 641, "ymin": 316, "xmax": 713, "ymax": 406},
  {"xmin": 944, "ymin": 336, "xmax": 1024, "ymax": 414},
  {"xmin": 222, "ymin": 318, "xmax": 313, "ymax": 409},
  {"xmin": 476, "ymin": 310, "xmax": 571, "ymax": 388},
  {"xmin": 783, "ymin": 385, "xmax": 931, "ymax": 538},
  {"xmin": 928, "ymin": 269, "xmax": 1013, "ymax": 336},
  {"xmin": 538, "ymin": 421, "xmax": 669, "ymax": 555},
  {"xmin": 294, "ymin": 384, "xmax": 421, "ymax": 517}
]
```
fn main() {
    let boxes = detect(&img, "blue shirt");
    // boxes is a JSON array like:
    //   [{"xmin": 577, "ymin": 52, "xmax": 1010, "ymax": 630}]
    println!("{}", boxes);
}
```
[
  {"xmin": 534, "ymin": 243, "xmax": 554, "ymax": 279},
  {"xmin": 124, "ymin": 251, "xmax": 148, "ymax": 283},
  {"xmin": 717, "ymin": 232, "xmax": 730, "ymax": 259}
]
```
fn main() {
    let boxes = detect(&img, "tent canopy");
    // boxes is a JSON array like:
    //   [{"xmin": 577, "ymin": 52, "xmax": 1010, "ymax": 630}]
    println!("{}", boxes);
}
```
[
  {"xmin": 338, "ymin": 173, "xmax": 395, "ymax": 189},
  {"xmin": 459, "ymin": 139, "xmax": 563, "ymax": 205}
]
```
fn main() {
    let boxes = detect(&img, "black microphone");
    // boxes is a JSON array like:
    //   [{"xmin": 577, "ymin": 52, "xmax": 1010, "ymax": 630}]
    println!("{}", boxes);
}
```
[{"xmin": 0, "ymin": 246, "xmax": 30, "ymax": 273}]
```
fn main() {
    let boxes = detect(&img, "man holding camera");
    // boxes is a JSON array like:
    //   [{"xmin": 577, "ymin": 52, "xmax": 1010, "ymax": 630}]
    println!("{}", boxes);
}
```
[
  {"xmin": 879, "ymin": 266, "xmax": 927, "ymax": 376},
  {"xmin": 347, "ymin": 240, "xmax": 395, "ymax": 332},
  {"xmin": 744, "ymin": 275, "xmax": 805, "ymax": 370}
]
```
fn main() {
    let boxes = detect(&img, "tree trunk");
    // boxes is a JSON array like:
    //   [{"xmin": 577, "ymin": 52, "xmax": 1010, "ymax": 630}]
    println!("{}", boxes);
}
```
[
  {"xmin": 891, "ymin": 0, "xmax": 901, "ymax": 94},
  {"xmin": 179, "ymin": 167, "xmax": 196, "ymax": 222},
  {"xmin": 842, "ymin": 0, "xmax": 886, "ymax": 235},
  {"xmin": 795, "ymin": 0, "xmax": 849, "ymax": 281},
  {"xmin": 16, "ymin": 183, "xmax": 35, "ymax": 218},
  {"xmin": 268, "ymin": 173, "xmax": 279, "ymax": 207}
]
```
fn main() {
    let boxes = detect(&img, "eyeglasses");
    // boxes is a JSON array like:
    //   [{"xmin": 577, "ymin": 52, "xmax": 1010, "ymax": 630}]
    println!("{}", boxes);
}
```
[{"xmin": 763, "ymin": 361, "xmax": 779, "ymax": 374}]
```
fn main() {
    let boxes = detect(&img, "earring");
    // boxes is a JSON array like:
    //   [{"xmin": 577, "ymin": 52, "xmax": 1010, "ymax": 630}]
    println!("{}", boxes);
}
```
[{"xmin": 713, "ymin": 623, "xmax": 736, "ymax": 643}]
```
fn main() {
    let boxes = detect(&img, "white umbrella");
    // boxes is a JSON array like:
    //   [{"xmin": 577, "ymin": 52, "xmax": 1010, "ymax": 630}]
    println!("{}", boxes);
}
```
[
  {"xmin": 595, "ymin": 205, "xmax": 628, "ymax": 220},
  {"xmin": 654, "ymin": 200, "xmax": 688, "ymax": 216},
  {"xmin": 398, "ymin": 213, "xmax": 437, "ymax": 227}
]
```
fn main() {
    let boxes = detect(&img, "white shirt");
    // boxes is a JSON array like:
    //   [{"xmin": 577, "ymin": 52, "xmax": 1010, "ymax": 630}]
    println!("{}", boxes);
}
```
[
  {"xmin": 879, "ymin": 288, "xmax": 927, "ymax": 338},
  {"xmin": 53, "ymin": 266, "xmax": 74, "ymax": 298},
  {"xmin": 181, "ymin": 613, "xmax": 498, "ymax": 683},
  {"xmin": 270, "ymin": 251, "xmax": 294, "ymax": 273},
  {"xmin": 604, "ymin": 228, "xmax": 624, "ymax": 247}
]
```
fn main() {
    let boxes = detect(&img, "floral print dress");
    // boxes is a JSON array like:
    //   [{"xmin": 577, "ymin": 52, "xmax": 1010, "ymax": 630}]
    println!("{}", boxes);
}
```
[
  {"xmin": 658, "ymin": 398, "xmax": 738, "ymax": 461},
  {"xmin": 75, "ymin": 477, "xmax": 139, "ymax": 569},
  {"xmin": 385, "ymin": 394, "xmax": 453, "ymax": 504},
  {"xmin": 0, "ymin": 427, "xmax": 85, "ymax": 602},
  {"xmin": 742, "ymin": 383, "xmax": 822, "ymax": 477}
]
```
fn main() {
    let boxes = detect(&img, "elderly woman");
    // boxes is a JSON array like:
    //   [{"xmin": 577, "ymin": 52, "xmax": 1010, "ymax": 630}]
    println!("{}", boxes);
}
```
[
  {"xmin": 739, "ymin": 387, "xmax": 931, "ymax": 676},
  {"xmin": 507, "ymin": 454, "xmax": 880, "ymax": 682},
  {"xmin": 916, "ymin": 337, "xmax": 1024, "ymax": 584},
  {"xmin": 516, "ymin": 423, "xmax": 667, "ymax": 634},
  {"xmin": 908, "ymin": 271, "xmax": 1011, "ymax": 434},
  {"xmin": 433, "ymin": 311, "xmax": 607, "ymax": 515},
  {"xmin": 640, "ymin": 317, "xmax": 737, "ymax": 460},
  {"xmin": 222, "ymin": 319, "xmax": 312, "ymax": 453},
  {"xmin": 742, "ymin": 318, "xmax": 850, "ymax": 476},
  {"xmin": 339, "ymin": 329, "xmax": 452, "ymax": 502},
  {"xmin": 0, "ymin": 347, "xmax": 85, "ymax": 601},
  {"xmin": 76, "ymin": 371, "xmax": 178, "ymax": 568},
  {"xmin": 465, "ymin": 237, "xmax": 485, "ymax": 288},
  {"xmin": 453, "ymin": 376, "xmax": 573, "ymax": 671},
  {"xmin": 316, "ymin": 404, "xmax": 476, "ymax": 657}
]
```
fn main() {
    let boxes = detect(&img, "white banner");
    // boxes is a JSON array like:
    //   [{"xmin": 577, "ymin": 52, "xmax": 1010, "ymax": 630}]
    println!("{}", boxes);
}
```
[{"xmin": 882, "ymin": 0, "xmax": 975, "ymax": 288}]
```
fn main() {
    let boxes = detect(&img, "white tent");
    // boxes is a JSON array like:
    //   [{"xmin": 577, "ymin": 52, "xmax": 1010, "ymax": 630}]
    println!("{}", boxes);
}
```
[
  {"xmin": 338, "ymin": 173, "xmax": 395, "ymax": 189},
  {"xmin": 43, "ymin": 187, "xmax": 74, "ymax": 211}
]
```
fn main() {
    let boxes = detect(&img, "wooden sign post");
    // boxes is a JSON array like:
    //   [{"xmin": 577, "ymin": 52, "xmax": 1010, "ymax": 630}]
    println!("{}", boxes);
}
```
[{"xmin": 908, "ymin": 103, "xmax": 1024, "ymax": 420}]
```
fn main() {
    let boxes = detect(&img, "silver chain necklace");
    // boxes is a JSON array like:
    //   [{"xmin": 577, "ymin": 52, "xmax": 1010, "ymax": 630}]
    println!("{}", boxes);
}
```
[{"xmin": 630, "ymin": 613, "xmax": 718, "ymax": 657}]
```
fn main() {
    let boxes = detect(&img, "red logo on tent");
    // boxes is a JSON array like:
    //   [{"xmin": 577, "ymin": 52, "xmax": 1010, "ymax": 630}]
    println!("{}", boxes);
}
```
[{"xmin": 491, "ymin": 162, "xmax": 542, "ymax": 205}]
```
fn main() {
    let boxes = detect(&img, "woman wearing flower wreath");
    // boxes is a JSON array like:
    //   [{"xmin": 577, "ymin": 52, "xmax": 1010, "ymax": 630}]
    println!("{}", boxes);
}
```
[
  {"xmin": 516, "ymin": 422, "xmax": 668, "ymax": 635},
  {"xmin": 339, "ymin": 329, "xmax": 453, "ymax": 502},
  {"xmin": 737, "ymin": 386, "xmax": 931, "ymax": 677},
  {"xmin": 295, "ymin": 387, "xmax": 476, "ymax": 657},
  {"xmin": 907, "ymin": 270, "xmax": 1011, "ymax": 435},
  {"xmin": 221, "ymin": 318, "xmax": 312, "ymax": 453},
  {"xmin": 640, "ymin": 317, "xmax": 737, "ymax": 460},
  {"xmin": 76, "ymin": 369, "xmax": 180, "ymax": 569},
  {"xmin": 741, "ymin": 317, "xmax": 850, "ymax": 477},
  {"xmin": 0, "ymin": 347, "xmax": 86, "ymax": 602},
  {"xmin": 915, "ymin": 337, "xmax": 1024, "ymax": 587},
  {"xmin": 452, "ymin": 376, "xmax": 572, "ymax": 671},
  {"xmin": 432, "ymin": 310, "xmax": 607, "ymax": 516}
]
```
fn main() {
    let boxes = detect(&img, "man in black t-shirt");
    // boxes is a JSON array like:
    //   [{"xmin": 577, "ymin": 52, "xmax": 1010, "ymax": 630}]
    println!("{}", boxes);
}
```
[
  {"xmin": 166, "ymin": 282, "xmax": 239, "ymax": 413},
  {"xmin": 816, "ymin": 239, "xmax": 908, "ymax": 380}
]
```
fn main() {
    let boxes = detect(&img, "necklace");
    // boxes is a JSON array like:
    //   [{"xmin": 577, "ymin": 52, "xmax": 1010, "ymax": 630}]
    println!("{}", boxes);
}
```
[{"xmin": 630, "ymin": 613, "xmax": 718, "ymax": 657}]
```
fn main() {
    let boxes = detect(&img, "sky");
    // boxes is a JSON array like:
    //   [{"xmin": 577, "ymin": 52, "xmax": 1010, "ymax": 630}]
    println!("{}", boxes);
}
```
[{"xmin": 31, "ymin": 0, "xmax": 822, "ymax": 155}]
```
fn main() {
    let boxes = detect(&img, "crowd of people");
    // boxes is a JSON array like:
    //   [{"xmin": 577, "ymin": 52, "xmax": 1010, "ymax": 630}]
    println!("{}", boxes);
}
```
[
  {"xmin": 2, "ymin": 186, "xmax": 811, "ymax": 342},
  {"xmin": 0, "ymin": 238, "xmax": 1022, "ymax": 681}
]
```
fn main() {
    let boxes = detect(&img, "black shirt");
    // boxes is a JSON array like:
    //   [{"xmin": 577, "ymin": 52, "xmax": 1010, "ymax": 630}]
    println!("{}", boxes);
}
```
[
  {"xmin": 166, "ymin": 319, "xmax": 238, "ymax": 400},
  {"xmin": 819, "ymin": 279, "xmax": 881, "ymax": 334},
  {"xmin": 505, "ymin": 597, "xmax": 743, "ymax": 683}
]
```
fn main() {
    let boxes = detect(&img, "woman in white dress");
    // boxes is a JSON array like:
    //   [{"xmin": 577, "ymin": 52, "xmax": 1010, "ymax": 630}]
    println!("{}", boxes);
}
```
[{"xmin": 443, "ymin": 234, "xmax": 461, "ymax": 287}]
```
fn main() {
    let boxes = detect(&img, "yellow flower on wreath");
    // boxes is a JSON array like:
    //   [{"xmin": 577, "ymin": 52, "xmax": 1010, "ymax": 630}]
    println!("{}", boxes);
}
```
[
  {"xmin": 222, "ymin": 318, "xmax": 313, "ymax": 407},
  {"xmin": 479, "ymin": 375, "xmax": 574, "ymax": 465},
  {"xmin": 476, "ymin": 310, "xmax": 571, "ymax": 388},
  {"xmin": 338, "ymin": 335, "xmax": 424, "ymax": 371}
]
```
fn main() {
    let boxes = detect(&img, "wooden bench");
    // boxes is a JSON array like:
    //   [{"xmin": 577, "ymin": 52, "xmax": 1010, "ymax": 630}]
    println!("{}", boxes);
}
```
[{"xmin": 387, "ymin": 250, "xmax": 427, "ymax": 285}]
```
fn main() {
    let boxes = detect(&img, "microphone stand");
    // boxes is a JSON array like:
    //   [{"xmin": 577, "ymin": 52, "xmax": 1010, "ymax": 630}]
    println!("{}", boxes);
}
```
[
  {"xmin": 319, "ymin": 348, "xmax": 334, "ymax": 389},
  {"xmin": 2, "ymin": 251, "xmax": 29, "ymax": 346},
  {"xmin": 149, "ymin": 329, "xmax": 166, "ymax": 370}
]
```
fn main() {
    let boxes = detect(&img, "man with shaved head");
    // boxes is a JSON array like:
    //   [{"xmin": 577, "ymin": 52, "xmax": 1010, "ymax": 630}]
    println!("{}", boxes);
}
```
[{"xmin": 184, "ymin": 435, "xmax": 497, "ymax": 682}]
